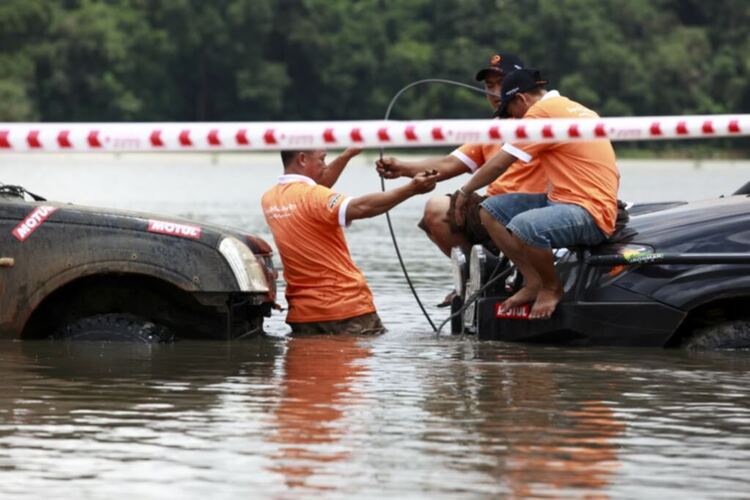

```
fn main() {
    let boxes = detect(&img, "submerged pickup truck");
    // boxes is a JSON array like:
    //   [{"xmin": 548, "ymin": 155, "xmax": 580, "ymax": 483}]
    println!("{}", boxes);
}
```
[
  {"xmin": 451, "ymin": 181, "xmax": 750, "ymax": 349},
  {"xmin": 0, "ymin": 184, "xmax": 276, "ymax": 342}
]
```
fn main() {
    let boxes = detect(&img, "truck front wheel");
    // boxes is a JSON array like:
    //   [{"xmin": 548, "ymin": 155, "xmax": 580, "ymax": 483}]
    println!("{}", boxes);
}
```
[
  {"xmin": 51, "ymin": 314, "xmax": 174, "ymax": 343},
  {"xmin": 683, "ymin": 320, "xmax": 750, "ymax": 350}
]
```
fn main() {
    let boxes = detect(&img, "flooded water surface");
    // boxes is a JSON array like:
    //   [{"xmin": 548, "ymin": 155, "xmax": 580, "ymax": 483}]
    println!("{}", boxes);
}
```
[{"xmin": 2, "ymin": 153, "xmax": 750, "ymax": 498}]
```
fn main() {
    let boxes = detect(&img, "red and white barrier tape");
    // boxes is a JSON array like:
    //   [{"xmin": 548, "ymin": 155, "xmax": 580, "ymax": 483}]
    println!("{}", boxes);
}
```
[{"xmin": 0, "ymin": 115, "xmax": 748, "ymax": 152}]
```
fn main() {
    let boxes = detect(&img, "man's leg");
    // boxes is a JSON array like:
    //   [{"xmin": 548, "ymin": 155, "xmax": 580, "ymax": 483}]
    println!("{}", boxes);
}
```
[
  {"xmin": 419, "ymin": 195, "xmax": 470, "ymax": 257},
  {"xmin": 289, "ymin": 312, "xmax": 385, "ymax": 335},
  {"xmin": 481, "ymin": 199, "xmax": 607, "ymax": 319},
  {"xmin": 480, "ymin": 208, "xmax": 562, "ymax": 318},
  {"xmin": 521, "ymin": 244, "xmax": 562, "ymax": 319},
  {"xmin": 479, "ymin": 208, "xmax": 545, "ymax": 310},
  {"xmin": 477, "ymin": 193, "xmax": 552, "ymax": 314}
]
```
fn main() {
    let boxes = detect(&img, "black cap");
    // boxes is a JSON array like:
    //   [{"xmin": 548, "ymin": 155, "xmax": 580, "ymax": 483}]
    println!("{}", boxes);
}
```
[
  {"xmin": 496, "ymin": 68, "xmax": 549, "ymax": 118},
  {"xmin": 475, "ymin": 53, "xmax": 525, "ymax": 81}
]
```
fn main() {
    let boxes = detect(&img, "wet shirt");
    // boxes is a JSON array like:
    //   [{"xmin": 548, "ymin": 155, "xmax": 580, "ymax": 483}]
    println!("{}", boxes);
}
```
[
  {"xmin": 451, "ymin": 139, "xmax": 548, "ymax": 196},
  {"xmin": 502, "ymin": 92, "xmax": 620, "ymax": 235},
  {"xmin": 261, "ymin": 174, "xmax": 376, "ymax": 323}
]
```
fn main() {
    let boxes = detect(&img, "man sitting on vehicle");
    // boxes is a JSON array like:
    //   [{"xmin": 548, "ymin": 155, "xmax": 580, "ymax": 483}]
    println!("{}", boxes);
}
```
[
  {"xmin": 262, "ymin": 148, "xmax": 438, "ymax": 334},
  {"xmin": 375, "ymin": 53, "xmax": 549, "ymax": 252},
  {"xmin": 453, "ymin": 69, "xmax": 619, "ymax": 319},
  {"xmin": 375, "ymin": 52, "xmax": 548, "ymax": 305}
]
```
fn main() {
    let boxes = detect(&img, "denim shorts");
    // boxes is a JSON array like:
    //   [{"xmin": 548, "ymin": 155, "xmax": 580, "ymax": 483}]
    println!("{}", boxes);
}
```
[{"xmin": 479, "ymin": 193, "xmax": 606, "ymax": 249}]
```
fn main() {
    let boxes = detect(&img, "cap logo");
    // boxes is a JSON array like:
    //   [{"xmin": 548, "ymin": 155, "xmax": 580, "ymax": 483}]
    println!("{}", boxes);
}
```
[
  {"xmin": 505, "ymin": 86, "xmax": 520, "ymax": 98},
  {"xmin": 490, "ymin": 54, "xmax": 502, "ymax": 65}
]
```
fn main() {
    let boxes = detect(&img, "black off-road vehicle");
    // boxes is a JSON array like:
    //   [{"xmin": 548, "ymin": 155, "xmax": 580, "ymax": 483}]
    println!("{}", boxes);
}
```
[
  {"xmin": 451, "ymin": 182, "xmax": 750, "ymax": 349},
  {"xmin": 0, "ymin": 184, "xmax": 276, "ymax": 342}
]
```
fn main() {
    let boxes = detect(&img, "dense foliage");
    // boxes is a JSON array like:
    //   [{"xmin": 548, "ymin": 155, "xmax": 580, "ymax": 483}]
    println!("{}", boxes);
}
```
[{"xmin": 1, "ymin": 0, "xmax": 748, "ymax": 129}]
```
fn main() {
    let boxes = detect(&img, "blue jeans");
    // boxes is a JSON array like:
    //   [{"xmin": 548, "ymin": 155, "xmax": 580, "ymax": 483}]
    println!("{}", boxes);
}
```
[{"xmin": 480, "ymin": 193, "xmax": 606, "ymax": 249}]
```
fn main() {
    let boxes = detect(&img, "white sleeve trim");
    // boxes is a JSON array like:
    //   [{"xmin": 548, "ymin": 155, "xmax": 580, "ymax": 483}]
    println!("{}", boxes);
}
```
[
  {"xmin": 502, "ymin": 143, "xmax": 533, "ymax": 163},
  {"xmin": 339, "ymin": 196, "xmax": 353, "ymax": 227},
  {"xmin": 450, "ymin": 150, "xmax": 479, "ymax": 172}
]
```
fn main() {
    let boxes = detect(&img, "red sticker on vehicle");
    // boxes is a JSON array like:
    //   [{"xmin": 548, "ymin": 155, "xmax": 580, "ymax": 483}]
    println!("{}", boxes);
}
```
[
  {"xmin": 147, "ymin": 219, "xmax": 202, "ymax": 239},
  {"xmin": 12, "ymin": 206, "xmax": 58, "ymax": 242},
  {"xmin": 496, "ymin": 302, "xmax": 531, "ymax": 319}
]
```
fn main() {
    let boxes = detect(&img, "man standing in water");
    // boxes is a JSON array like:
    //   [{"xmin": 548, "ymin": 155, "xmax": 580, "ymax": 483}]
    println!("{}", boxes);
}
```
[
  {"xmin": 453, "ymin": 69, "xmax": 619, "ymax": 319},
  {"xmin": 375, "ymin": 52, "xmax": 548, "ymax": 305},
  {"xmin": 262, "ymin": 149, "xmax": 438, "ymax": 334}
]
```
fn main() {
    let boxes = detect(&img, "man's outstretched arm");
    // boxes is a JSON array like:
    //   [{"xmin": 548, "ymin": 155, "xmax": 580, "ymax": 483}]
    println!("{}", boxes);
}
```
[
  {"xmin": 345, "ymin": 172, "xmax": 438, "ymax": 224},
  {"xmin": 451, "ymin": 149, "xmax": 518, "ymax": 226},
  {"xmin": 460, "ymin": 149, "xmax": 517, "ymax": 195},
  {"xmin": 376, "ymin": 155, "xmax": 470, "ymax": 182}
]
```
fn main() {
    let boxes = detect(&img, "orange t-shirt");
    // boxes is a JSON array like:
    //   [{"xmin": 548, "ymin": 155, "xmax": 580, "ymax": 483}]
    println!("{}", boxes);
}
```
[
  {"xmin": 451, "ymin": 143, "xmax": 547, "ymax": 196},
  {"xmin": 261, "ymin": 174, "xmax": 376, "ymax": 323},
  {"xmin": 504, "ymin": 93, "xmax": 619, "ymax": 235}
]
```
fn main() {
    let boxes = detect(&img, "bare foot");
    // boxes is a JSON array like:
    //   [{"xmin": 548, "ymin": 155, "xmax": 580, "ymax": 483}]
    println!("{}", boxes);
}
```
[
  {"xmin": 529, "ymin": 286, "xmax": 563, "ymax": 319},
  {"xmin": 500, "ymin": 285, "xmax": 539, "ymax": 312}
]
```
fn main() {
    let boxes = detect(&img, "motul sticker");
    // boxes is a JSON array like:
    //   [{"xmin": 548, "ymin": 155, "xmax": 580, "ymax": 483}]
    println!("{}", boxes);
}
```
[
  {"xmin": 12, "ymin": 206, "xmax": 58, "ymax": 241},
  {"xmin": 147, "ymin": 220, "xmax": 202, "ymax": 239},
  {"xmin": 496, "ymin": 302, "xmax": 531, "ymax": 319}
]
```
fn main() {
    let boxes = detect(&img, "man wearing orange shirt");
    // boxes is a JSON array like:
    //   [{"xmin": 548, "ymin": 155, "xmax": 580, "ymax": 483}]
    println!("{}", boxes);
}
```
[
  {"xmin": 262, "ymin": 149, "xmax": 437, "ymax": 334},
  {"xmin": 376, "ymin": 53, "xmax": 548, "ymax": 261},
  {"xmin": 453, "ymin": 69, "xmax": 619, "ymax": 319}
]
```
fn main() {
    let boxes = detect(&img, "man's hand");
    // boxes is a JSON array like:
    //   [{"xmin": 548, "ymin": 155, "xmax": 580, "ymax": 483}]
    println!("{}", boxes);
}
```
[
  {"xmin": 409, "ymin": 170, "xmax": 439, "ymax": 195},
  {"xmin": 376, "ymin": 157, "xmax": 409, "ymax": 179},
  {"xmin": 451, "ymin": 189, "xmax": 469, "ymax": 228}
]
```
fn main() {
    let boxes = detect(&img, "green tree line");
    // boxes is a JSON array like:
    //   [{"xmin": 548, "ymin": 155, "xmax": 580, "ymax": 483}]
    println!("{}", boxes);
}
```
[{"xmin": 1, "ymin": 0, "xmax": 748, "ymax": 134}]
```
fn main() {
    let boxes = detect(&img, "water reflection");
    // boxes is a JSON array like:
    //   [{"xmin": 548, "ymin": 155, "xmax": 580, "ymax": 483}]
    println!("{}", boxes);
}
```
[
  {"xmin": 268, "ymin": 336, "xmax": 370, "ymax": 491},
  {"xmin": 414, "ymin": 342, "xmax": 626, "ymax": 497},
  {"xmin": 0, "ymin": 338, "xmax": 748, "ymax": 497},
  {"xmin": 0, "ymin": 339, "xmax": 285, "ymax": 489},
  {"xmin": 3, "ymin": 155, "xmax": 750, "ymax": 497}
]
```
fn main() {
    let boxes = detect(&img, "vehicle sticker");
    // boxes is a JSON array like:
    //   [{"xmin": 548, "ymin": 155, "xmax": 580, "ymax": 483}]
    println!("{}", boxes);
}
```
[
  {"xmin": 622, "ymin": 251, "xmax": 664, "ymax": 264},
  {"xmin": 495, "ymin": 302, "xmax": 531, "ymax": 320},
  {"xmin": 12, "ymin": 206, "xmax": 58, "ymax": 242},
  {"xmin": 147, "ymin": 220, "xmax": 202, "ymax": 239}
]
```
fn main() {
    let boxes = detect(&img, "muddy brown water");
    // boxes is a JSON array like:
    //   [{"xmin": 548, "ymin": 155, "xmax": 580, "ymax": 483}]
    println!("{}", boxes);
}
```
[{"xmin": 2, "ymin": 153, "xmax": 750, "ymax": 498}]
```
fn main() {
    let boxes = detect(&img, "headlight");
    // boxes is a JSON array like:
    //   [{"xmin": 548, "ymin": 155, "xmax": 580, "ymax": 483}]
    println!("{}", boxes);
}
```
[
  {"xmin": 219, "ymin": 237, "xmax": 270, "ymax": 292},
  {"xmin": 463, "ymin": 244, "xmax": 487, "ymax": 331},
  {"xmin": 450, "ymin": 247, "xmax": 468, "ymax": 298}
]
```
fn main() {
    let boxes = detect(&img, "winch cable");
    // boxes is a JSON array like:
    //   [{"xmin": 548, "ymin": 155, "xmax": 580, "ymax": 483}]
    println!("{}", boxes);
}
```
[
  {"xmin": 0, "ymin": 182, "xmax": 46, "ymax": 201},
  {"xmin": 379, "ymin": 79, "xmax": 502, "ymax": 333}
]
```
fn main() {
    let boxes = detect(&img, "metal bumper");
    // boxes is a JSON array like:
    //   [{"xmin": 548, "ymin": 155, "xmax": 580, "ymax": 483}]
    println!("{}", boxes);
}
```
[{"xmin": 474, "ymin": 296, "xmax": 687, "ymax": 347}]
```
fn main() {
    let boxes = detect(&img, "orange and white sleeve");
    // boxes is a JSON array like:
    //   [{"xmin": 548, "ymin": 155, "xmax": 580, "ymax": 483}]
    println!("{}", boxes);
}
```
[
  {"xmin": 502, "ymin": 107, "xmax": 551, "ymax": 163},
  {"xmin": 450, "ymin": 143, "xmax": 485, "ymax": 172},
  {"xmin": 308, "ymin": 185, "xmax": 353, "ymax": 228}
]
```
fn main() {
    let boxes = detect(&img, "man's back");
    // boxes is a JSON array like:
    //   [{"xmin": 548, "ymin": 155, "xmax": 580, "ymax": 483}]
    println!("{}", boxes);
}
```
[
  {"xmin": 519, "ymin": 94, "xmax": 619, "ymax": 235},
  {"xmin": 261, "ymin": 174, "xmax": 375, "ymax": 323}
]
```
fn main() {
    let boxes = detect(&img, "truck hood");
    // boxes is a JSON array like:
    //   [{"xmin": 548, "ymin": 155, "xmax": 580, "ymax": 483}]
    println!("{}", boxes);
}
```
[
  {"xmin": 619, "ymin": 195, "xmax": 750, "ymax": 253},
  {"xmin": 0, "ymin": 198, "xmax": 272, "ymax": 255}
]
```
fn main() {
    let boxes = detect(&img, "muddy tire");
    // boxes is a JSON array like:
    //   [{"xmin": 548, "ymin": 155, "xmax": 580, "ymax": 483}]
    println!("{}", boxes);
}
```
[
  {"xmin": 52, "ymin": 314, "xmax": 174, "ymax": 343},
  {"xmin": 683, "ymin": 320, "xmax": 750, "ymax": 350}
]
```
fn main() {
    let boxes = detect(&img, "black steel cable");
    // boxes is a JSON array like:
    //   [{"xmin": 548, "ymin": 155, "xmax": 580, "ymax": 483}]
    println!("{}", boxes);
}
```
[
  {"xmin": 379, "ymin": 79, "xmax": 501, "ymax": 332},
  {"xmin": 0, "ymin": 183, "xmax": 46, "ymax": 201}
]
